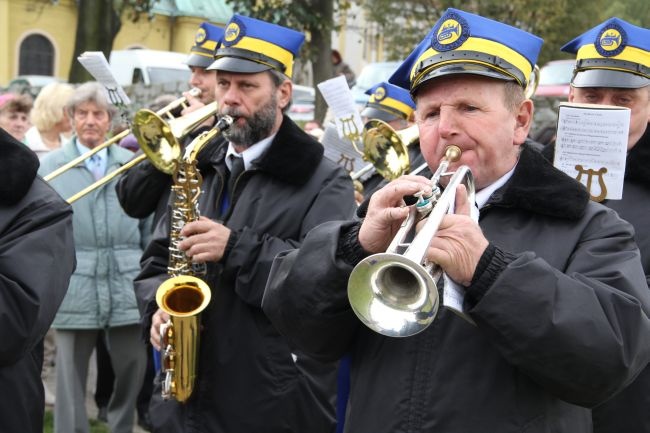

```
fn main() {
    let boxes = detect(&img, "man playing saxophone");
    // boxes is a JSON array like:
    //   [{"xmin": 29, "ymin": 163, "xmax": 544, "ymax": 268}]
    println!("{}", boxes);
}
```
[
  {"xmin": 262, "ymin": 8, "xmax": 650, "ymax": 433},
  {"xmin": 135, "ymin": 13, "xmax": 356, "ymax": 433}
]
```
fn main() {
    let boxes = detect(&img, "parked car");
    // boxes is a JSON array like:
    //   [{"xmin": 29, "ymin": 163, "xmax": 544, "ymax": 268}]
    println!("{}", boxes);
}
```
[
  {"xmin": 109, "ymin": 49, "xmax": 191, "ymax": 86},
  {"xmin": 350, "ymin": 61, "xmax": 402, "ymax": 108},
  {"xmin": 535, "ymin": 59, "xmax": 575, "ymax": 98},
  {"xmin": 288, "ymin": 84, "xmax": 315, "ymax": 122},
  {"xmin": 5, "ymin": 75, "xmax": 65, "ymax": 98}
]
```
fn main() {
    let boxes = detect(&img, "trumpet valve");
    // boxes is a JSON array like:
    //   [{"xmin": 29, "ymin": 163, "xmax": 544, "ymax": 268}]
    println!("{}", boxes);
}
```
[{"xmin": 414, "ymin": 190, "xmax": 434, "ymax": 214}]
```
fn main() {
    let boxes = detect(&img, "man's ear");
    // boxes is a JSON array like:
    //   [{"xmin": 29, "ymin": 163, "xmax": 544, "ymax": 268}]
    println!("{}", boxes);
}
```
[
  {"xmin": 568, "ymin": 86, "xmax": 576, "ymax": 102},
  {"xmin": 278, "ymin": 80, "xmax": 292, "ymax": 111},
  {"xmin": 514, "ymin": 99, "xmax": 533, "ymax": 144}
]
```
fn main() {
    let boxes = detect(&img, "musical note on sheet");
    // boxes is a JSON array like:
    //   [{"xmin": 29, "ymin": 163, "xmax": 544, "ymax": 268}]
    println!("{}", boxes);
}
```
[{"xmin": 553, "ymin": 102, "xmax": 629, "ymax": 200}]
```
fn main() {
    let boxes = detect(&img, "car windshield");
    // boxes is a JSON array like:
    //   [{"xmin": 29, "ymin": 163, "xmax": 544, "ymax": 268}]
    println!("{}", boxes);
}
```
[
  {"xmin": 147, "ymin": 68, "xmax": 191, "ymax": 85},
  {"xmin": 292, "ymin": 86, "xmax": 314, "ymax": 103},
  {"xmin": 539, "ymin": 62, "xmax": 574, "ymax": 85},
  {"xmin": 355, "ymin": 62, "xmax": 401, "ymax": 91}
]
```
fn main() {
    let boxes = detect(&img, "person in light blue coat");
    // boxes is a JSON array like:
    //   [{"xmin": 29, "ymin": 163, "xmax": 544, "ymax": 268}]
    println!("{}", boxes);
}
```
[{"xmin": 39, "ymin": 82, "xmax": 150, "ymax": 433}]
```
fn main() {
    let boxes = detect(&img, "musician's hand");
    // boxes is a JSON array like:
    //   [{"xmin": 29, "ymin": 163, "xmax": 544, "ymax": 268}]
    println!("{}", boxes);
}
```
[
  {"xmin": 426, "ymin": 184, "xmax": 488, "ymax": 286},
  {"xmin": 359, "ymin": 175, "xmax": 432, "ymax": 254},
  {"xmin": 181, "ymin": 92, "xmax": 216, "ymax": 128},
  {"xmin": 179, "ymin": 216, "xmax": 231, "ymax": 263},
  {"xmin": 181, "ymin": 90, "xmax": 204, "ymax": 114},
  {"xmin": 151, "ymin": 308, "xmax": 170, "ymax": 351},
  {"xmin": 354, "ymin": 190, "xmax": 364, "ymax": 206}
]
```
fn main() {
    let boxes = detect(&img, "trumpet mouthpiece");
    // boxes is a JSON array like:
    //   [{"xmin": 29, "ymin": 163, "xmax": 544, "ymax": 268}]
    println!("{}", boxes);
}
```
[{"xmin": 444, "ymin": 145, "xmax": 461, "ymax": 162}]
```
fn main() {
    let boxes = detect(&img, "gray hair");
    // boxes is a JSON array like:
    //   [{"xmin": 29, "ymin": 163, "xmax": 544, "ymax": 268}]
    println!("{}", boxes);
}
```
[
  {"xmin": 65, "ymin": 82, "xmax": 118, "ymax": 120},
  {"xmin": 268, "ymin": 69, "xmax": 292, "ymax": 114}
]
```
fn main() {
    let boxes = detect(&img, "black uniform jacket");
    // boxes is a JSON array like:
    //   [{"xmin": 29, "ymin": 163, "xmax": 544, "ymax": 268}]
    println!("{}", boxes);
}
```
[
  {"xmin": 0, "ymin": 128, "xmax": 75, "ymax": 433},
  {"xmin": 135, "ymin": 116, "xmax": 356, "ymax": 433},
  {"xmin": 263, "ymin": 143, "xmax": 650, "ymax": 433},
  {"xmin": 543, "ymin": 125, "xmax": 650, "ymax": 433}
]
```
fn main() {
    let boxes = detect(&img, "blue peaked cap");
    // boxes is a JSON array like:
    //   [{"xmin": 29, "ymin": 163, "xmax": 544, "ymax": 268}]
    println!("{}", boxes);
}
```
[{"xmin": 389, "ymin": 8, "xmax": 543, "ymax": 94}]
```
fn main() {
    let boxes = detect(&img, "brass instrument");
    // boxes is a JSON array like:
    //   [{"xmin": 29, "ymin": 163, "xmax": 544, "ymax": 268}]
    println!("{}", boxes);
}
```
[
  {"xmin": 347, "ymin": 145, "xmax": 475, "ymax": 337},
  {"xmin": 351, "ymin": 120, "xmax": 418, "ymax": 181},
  {"xmin": 44, "ymin": 87, "xmax": 202, "ymax": 182},
  {"xmin": 64, "ymin": 101, "xmax": 218, "ymax": 203},
  {"xmin": 156, "ymin": 114, "xmax": 233, "ymax": 402},
  {"xmin": 525, "ymin": 64, "xmax": 541, "ymax": 99}
]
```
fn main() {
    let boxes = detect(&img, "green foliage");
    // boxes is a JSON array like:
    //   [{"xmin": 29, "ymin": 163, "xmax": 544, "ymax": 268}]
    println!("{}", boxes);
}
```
[{"xmin": 359, "ymin": 0, "xmax": 649, "ymax": 66}]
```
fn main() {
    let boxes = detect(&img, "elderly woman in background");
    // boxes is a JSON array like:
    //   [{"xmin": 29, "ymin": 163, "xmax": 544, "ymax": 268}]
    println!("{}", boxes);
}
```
[
  {"xmin": 0, "ymin": 93, "xmax": 32, "ymax": 143},
  {"xmin": 25, "ymin": 83, "xmax": 75, "ymax": 158}
]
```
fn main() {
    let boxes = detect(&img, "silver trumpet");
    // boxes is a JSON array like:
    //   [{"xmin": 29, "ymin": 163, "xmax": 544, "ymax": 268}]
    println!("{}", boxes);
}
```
[{"xmin": 347, "ymin": 145, "xmax": 475, "ymax": 337}]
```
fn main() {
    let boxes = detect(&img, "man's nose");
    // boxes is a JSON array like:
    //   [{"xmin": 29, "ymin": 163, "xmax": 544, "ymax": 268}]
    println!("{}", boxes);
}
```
[{"xmin": 437, "ymin": 108, "xmax": 457, "ymax": 138}]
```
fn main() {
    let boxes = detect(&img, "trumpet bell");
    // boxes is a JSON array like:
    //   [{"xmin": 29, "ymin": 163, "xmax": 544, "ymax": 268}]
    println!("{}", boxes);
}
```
[
  {"xmin": 348, "ymin": 252, "xmax": 440, "ymax": 337},
  {"xmin": 132, "ymin": 109, "xmax": 182, "ymax": 175},
  {"xmin": 362, "ymin": 120, "xmax": 412, "ymax": 181}
]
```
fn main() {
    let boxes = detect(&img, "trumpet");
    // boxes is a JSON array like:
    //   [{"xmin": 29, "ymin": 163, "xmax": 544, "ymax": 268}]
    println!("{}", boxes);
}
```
[
  {"xmin": 43, "ymin": 88, "xmax": 202, "ymax": 183},
  {"xmin": 64, "ymin": 100, "xmax": 218, "ymax": 203},
  {"xmin": 347, "ymin": 145, "xmax": 475, "ymax": 337}
]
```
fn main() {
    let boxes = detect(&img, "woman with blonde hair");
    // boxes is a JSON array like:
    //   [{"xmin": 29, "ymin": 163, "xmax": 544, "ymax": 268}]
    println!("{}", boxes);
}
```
[{"xmin": 25, "ymin": 82, "xmax": 74, "ymax": 158}]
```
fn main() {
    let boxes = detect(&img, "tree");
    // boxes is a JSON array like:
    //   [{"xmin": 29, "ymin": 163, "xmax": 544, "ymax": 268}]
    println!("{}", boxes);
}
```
[
  {"xmin": 68, "ymin": 0, "xmax": 155, "ymax": 83},
  {"xmin": 360, "ymin": 0, "xmax": 611, "ymax": 66},
  {"xmin": 225, "ymin": 0, "xmax": 349, "ymax": 123}
]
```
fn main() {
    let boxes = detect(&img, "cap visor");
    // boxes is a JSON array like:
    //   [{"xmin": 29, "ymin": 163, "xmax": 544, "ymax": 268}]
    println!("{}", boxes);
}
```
[
  {"xmin": 186, "ymin": 53, "xmax": 214, "ymax": 69},
  {"xmin": 207, "ymin": 57, "xmax": 272, "ymax": 73},
  {"xmin": 361, "ymin": 106, "xmax": 402, "ymax": 123},
  {"xmin": 413, "ymin": 63, "xmax": 516, "ymax": 94},
  {"xmin": 572, "ymin": 69, "xmax": 649, "ymax": 89}
]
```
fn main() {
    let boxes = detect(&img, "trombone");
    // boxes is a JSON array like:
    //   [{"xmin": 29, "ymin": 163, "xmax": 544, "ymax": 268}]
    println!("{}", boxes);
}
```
[
  {"xmin": 347, "ymin": 145, "xmax": 475, "ymax": 337},
  {"xmin": 65, "ymin": 101, "xmax": 218, "ymax": 203},
  {"xmin": 43, "ymin": 88, "xmax": 202, "ymax": 183}
]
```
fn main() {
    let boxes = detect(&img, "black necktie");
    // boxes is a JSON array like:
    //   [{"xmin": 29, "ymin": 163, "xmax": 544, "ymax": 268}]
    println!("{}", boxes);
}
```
[{"xmin": 227, "ymin": 155, "xmax": 245, "ymax": 199}]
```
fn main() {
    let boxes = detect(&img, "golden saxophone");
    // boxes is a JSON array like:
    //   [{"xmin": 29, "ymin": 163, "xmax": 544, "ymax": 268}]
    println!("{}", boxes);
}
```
[{"xmin": 156, "ymin": 115, "xmax": 233, "ymax": 402}]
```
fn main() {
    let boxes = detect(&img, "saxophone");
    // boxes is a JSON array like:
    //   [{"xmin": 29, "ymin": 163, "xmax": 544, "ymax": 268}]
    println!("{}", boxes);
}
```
[{"xmin": 156, "ymin": 115, "xmax": 233, "ymax": 402}]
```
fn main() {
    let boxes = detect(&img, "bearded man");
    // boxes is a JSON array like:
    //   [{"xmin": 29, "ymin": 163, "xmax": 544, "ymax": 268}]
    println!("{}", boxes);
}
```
[{"xmin": 134, "ymin": 14, "xmax": 356, "ymax": 433}]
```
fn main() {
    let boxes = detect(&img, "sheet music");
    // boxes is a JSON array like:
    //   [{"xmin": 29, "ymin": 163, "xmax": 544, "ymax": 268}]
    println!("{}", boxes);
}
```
[
  {"xmin": 321, "ymin": 124, "xmax": 372, "ymax": 180},
  {"xmin": 77, "ymin": 51, "xmax": 131, "ymax": 106},
  {"xmin": 554, "ymin": 102, "xmax": 629, "ymax": 200},
  {"xmin": 317, "ymin": 76, "xmax": 364, "ymax": 140}
]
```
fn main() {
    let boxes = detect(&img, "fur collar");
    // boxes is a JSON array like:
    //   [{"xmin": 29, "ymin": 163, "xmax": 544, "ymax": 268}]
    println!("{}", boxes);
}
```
[
  {"xmin": 626, "ymin": 124, "xmax": 650, "ymax": 185},
  {"xmin": 0, "ymin": 128, "xmax": 39, "ymax": 205},
  {"xmin": 202, "ymin": 116, "xmax": 324, "ymax": 185},
  {"xmin": 492, "ymin": 143, "xmax": 589, "ymax": 220}
]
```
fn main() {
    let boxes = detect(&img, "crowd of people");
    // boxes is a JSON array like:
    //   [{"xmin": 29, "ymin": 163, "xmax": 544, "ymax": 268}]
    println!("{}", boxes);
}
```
[{"xmin": 1, "ymin": 7, "xmax": 649, "ymax": 433}]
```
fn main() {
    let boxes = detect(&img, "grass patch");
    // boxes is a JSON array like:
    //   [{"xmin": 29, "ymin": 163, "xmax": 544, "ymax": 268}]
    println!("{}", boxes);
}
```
[{"xmin": 44, "ymin": 410, "xmax": 109, "ymax": 433}]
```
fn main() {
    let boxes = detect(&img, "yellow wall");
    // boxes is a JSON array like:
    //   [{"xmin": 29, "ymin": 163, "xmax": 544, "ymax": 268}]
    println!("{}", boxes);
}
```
[{"xmin": 1, "ymin": 0, "xmax": 225, "ymax": 87}]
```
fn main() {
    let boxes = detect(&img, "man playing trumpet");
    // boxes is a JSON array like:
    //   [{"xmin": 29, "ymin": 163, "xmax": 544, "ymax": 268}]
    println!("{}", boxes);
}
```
[{"xmin": 263, "ymin": 8, "xmax": 650, "ymax": 432}]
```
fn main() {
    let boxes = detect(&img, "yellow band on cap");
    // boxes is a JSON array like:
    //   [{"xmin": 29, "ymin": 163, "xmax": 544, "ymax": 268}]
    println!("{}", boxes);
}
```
[
  {"xmin": 201, "ymin": 40, "xmax": 218, "ymax": 52},
  {"xmin": 231, "ymin": 35, "xmax": 294, "ymax": 77},
  {"xmin": 193, "ymin": 51, "xmax": 214, "ymax": 59},
  {"xmin": 411, "ymin": 36, "xmax": 533, "ymax": 87},
  {"xmin": 577, "ymin": 44, "xmax": 650, "ymax": 76},
  {"xmin": 370, "ymin": 96, "xmax": 414, "ymax": 117}
]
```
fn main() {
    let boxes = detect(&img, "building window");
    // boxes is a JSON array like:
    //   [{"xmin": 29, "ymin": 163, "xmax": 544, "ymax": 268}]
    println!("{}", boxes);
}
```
[{"xmin": 19, "ymin": 34, "xmax": 54, "ymax": 76}]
